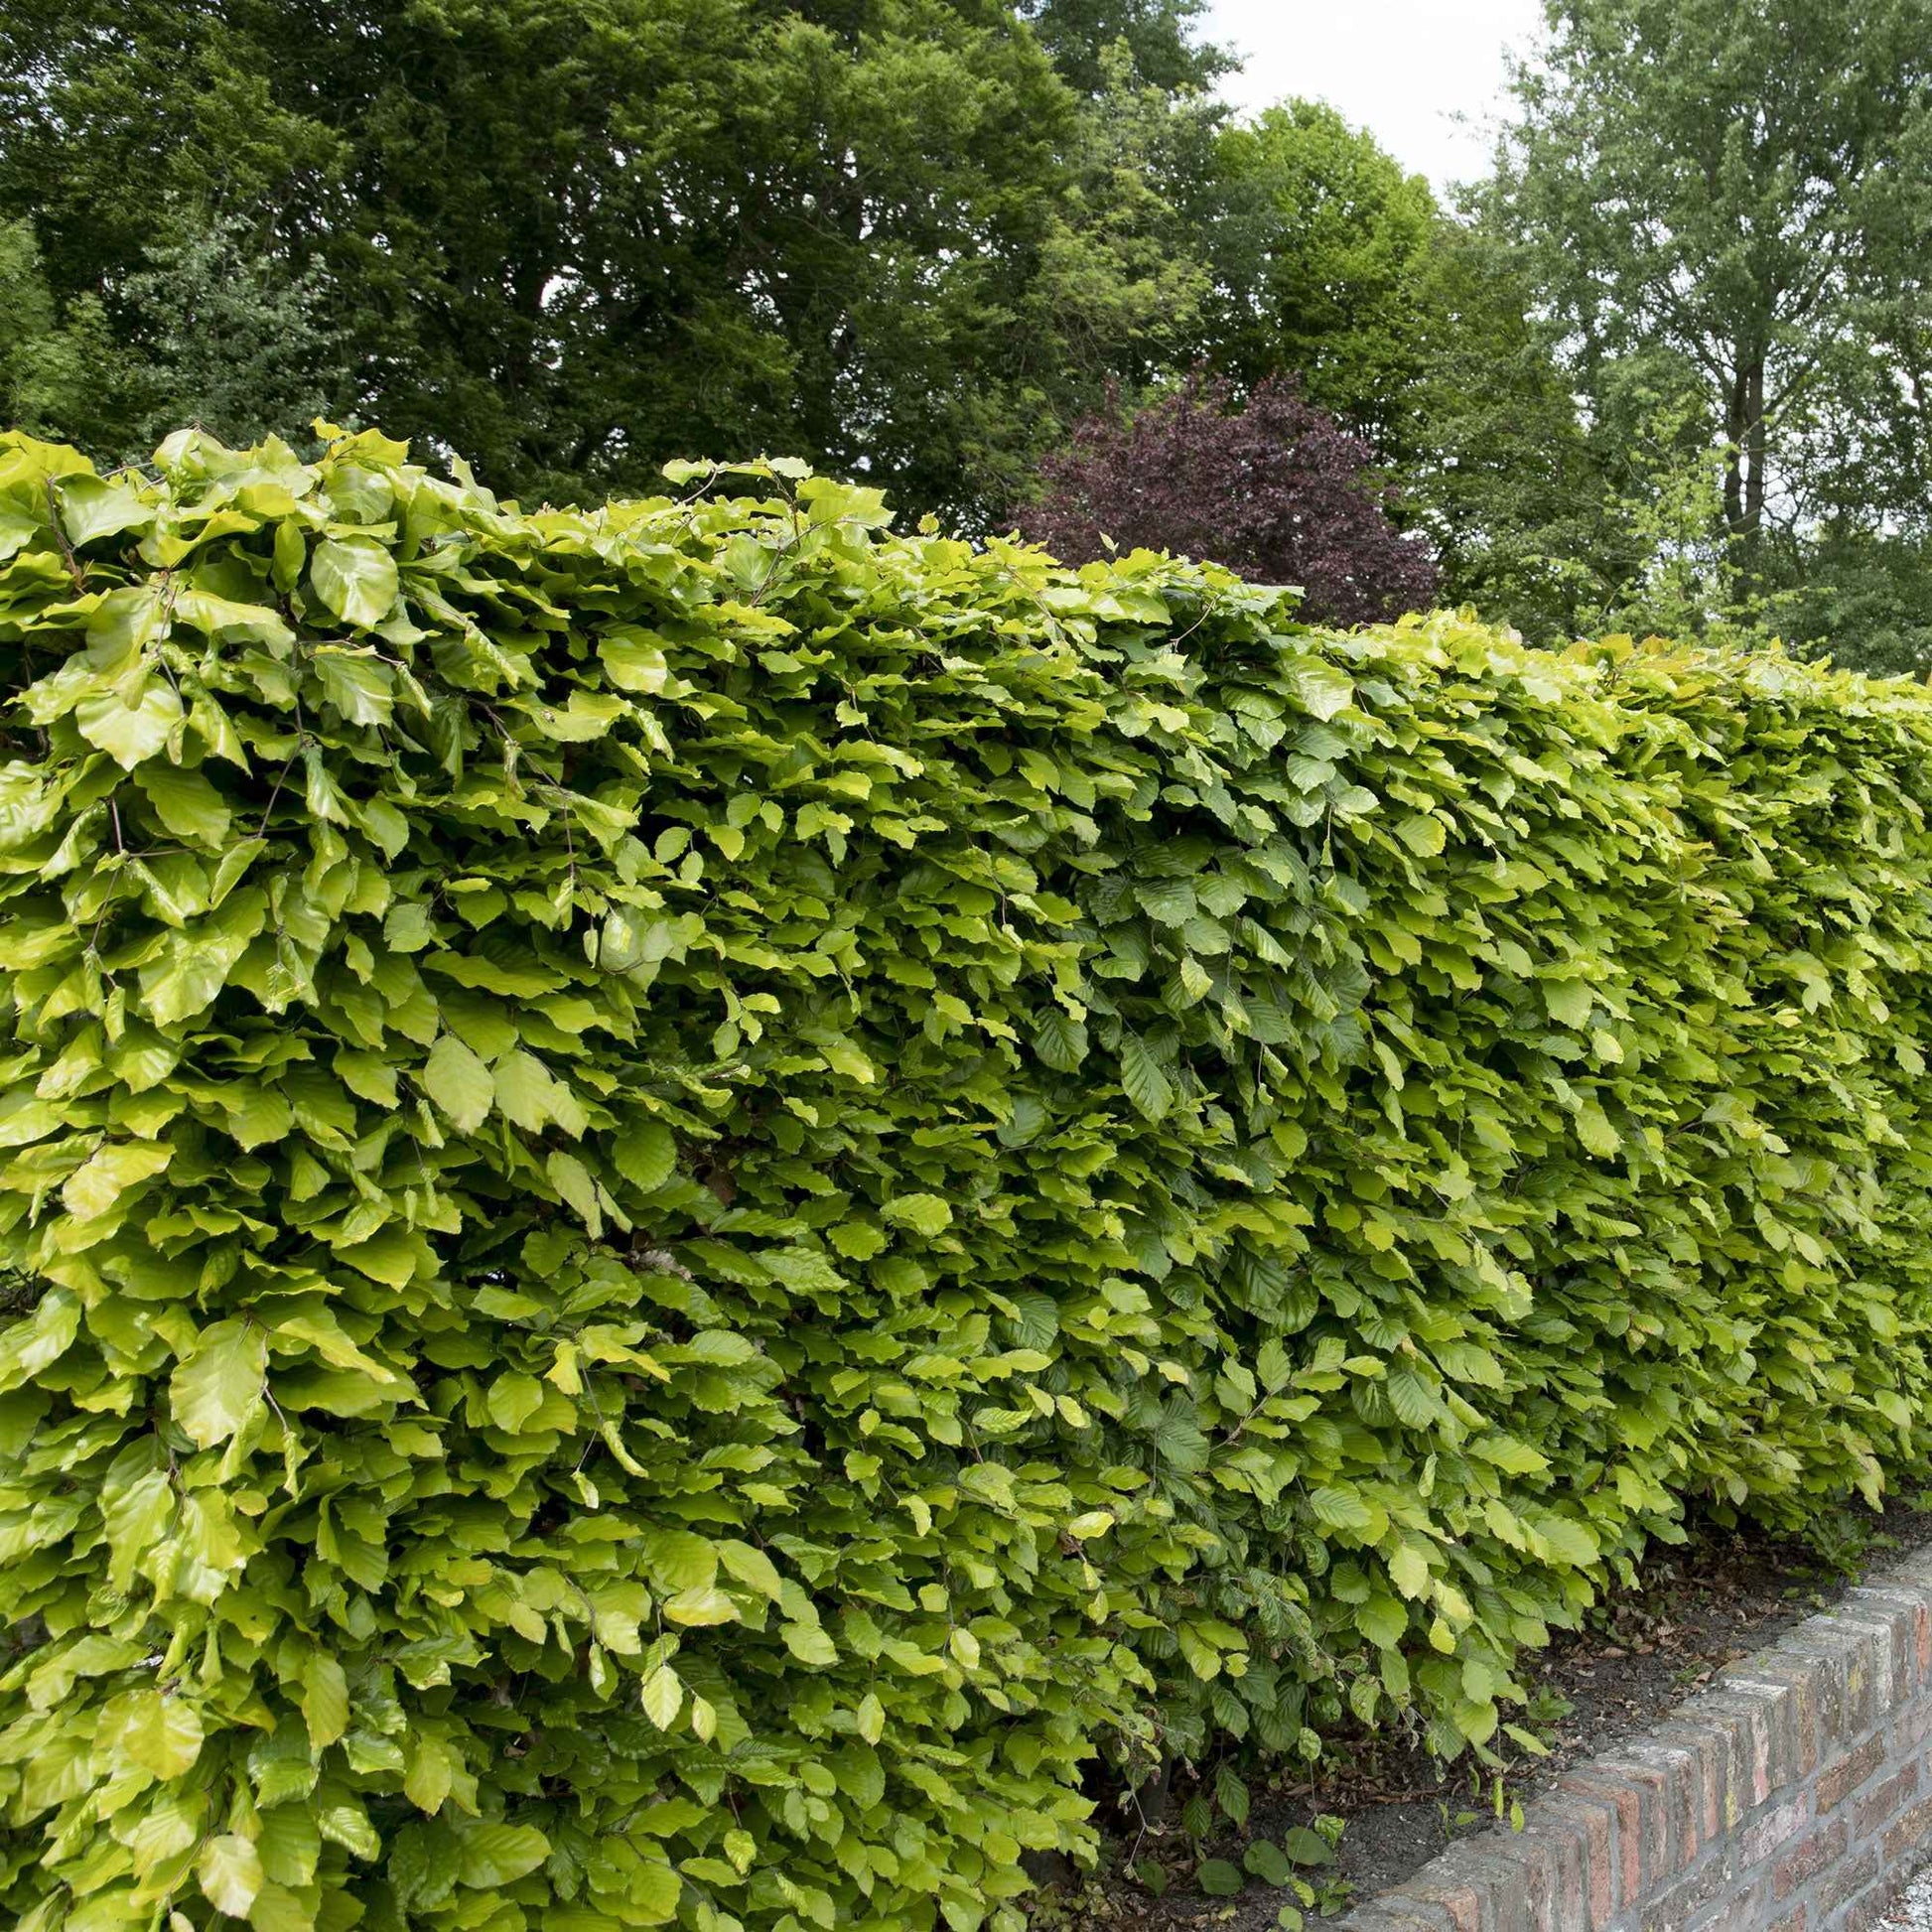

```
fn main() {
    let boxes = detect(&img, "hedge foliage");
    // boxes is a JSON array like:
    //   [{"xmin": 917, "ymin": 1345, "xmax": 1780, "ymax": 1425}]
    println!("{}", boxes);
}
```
[{"xmin": 4, "ymin": 426, "xmax": 1932, "ymax": 1932}]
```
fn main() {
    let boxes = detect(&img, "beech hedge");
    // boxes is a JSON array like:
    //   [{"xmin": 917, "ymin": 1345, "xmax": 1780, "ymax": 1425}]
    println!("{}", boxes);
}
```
[{"xmin": 4, "ymin": 425, "xmax": 1932, "ymax": 1932}]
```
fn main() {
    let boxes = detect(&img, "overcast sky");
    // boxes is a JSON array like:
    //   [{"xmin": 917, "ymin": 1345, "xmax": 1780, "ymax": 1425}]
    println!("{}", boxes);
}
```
[{"xmin": 1198, "ymin": 0, "xmax": 1548, "ymax": 196}]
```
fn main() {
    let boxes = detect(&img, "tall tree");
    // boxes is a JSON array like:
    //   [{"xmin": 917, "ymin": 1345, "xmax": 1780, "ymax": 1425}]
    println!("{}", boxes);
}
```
[
  {"xmin": 0, "ymin": 220, "xmax": 121, "ymax": 448},
  {"xmin": 1016, "ymin": 0, "xmax": 1231, "ymax": 95},
  {"xmin": 0, "ymin": 0, "xmax": 1223, "ymax": 519},
  {"xmin": 1486, "ymin": 0, "xmax": 1932, "ymax": 549},
  {"xmin": 1194, "ymin": 103, "xmax": 1607, "ymax": 637},
  {"xmin": 1207, "ymin": 99, "xmax": 1441, "ymax": 459}
]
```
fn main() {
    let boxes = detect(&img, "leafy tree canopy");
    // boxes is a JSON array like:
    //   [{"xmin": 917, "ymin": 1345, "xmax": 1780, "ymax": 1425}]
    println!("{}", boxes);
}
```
[
  {"xmin": 1486, "ymin": 0, "xmax": 1932, "ymax": 545},
  {"xmin": 0, "ymin": 0, "xmax": 1234, "ymax": 520},
  {"xmin": 1017, "ymin": 0, "xmax": 1232, "ymax": 93}
]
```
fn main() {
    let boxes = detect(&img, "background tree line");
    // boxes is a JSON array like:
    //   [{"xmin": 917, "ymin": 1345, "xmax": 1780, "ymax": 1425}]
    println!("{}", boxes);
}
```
[{"xmin": 4, "ymin": 0, "xmax": 1932, "ymax": 667}]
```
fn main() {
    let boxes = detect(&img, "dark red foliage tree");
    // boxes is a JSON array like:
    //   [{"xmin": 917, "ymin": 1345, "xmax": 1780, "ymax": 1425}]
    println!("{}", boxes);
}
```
[{"xmin": 1016, "ymin": 371, "xmax": 1440, "ymax": 625}]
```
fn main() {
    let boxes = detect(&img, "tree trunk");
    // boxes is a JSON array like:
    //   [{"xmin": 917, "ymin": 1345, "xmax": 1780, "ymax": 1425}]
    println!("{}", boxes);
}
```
[
  {"xmin": 1742, "ymin": 355, "xmax": 1767, "ymax": 538},
  {"xmin": 1730, "ymin": 362, "xmax": 1761, "ymax": 536},
  {"xmin": 1722, "ymin": 353, "xmax": 1767, "ymax": 552}
]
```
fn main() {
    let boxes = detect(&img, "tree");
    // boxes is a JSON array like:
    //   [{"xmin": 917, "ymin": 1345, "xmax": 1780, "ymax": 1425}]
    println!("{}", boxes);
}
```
[
  {"xmin": 1016, "ymin": 0, "xmax": 1231, "ymax": 94},
  {"xmin": 0, "ymin": 0, "xmax": 1238, "ymax": 522},
  {"xmin": 115, "ymin": 207, "xmax": 347, "ymax": 452},
  {"xmin": 1486, "ymin": 0, "xmax": 1932, "ymax": 550},
  {"xmin": 1190, "ymin": 103, "xmax": 1609, "ymax": 640},
  {"xmin": 0, "ymin": 220, "xmax": 123, "ymax": 448},
  {"xmin": 1395, "ymin": 220, "xmax": 1628, "ymax": 641},
  {"xmin": 1018, "ymin": 43, "xmax": 1222, "ymax": 407},
  {"xmin": 1206, "ymin": 100, "xmax": 1441, "ymax": 459},
  {"xmin": 1016, "ymin": 371, "xmax": 1439, "ymax": 624}
]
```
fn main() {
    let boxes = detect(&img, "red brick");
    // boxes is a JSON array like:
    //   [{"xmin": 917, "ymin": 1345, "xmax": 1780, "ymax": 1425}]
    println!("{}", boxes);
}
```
[
  {"xmin": 1853, "ymin": 1757, "xmax": 1919, "ymax": 1839},
  {"xmin": 1737, "ymin": 1794, "xmax": 1807, "ymax": 1868},
  {"xmin": 1697, "ymin": 1877, "xmax": 1777, "ymax": 1932},
  {"xmin": 1812, "ymin": 1844, "xmax": 1881, "ymax": 1923},
  {"xmin": 1848, "ymin": 1586, "xmax": 1932, "ymax": 1696},
  {"xmin": 1542, "ymin": 1795, "xmax": 1618, "ymax": 1928},
  {"xmin": 1620, "ymin": 1743, "xmax": 1702, "ymax": 1868},
  {"xmin": 1391, "ymin": 1881, "xmax": 1479, "ymax": 1932},
  {"xmin": 1883, "ymin": 1788, "xmax": 1932, "ymax": 1864},
  {"xmin": 1722, "ymin": 1668, "xmax": 1816, "ymax": 1785},
  {"xmin": 1773, "ymin": 1817, "xmax": 1846, "ymax": 1898},
  {"xmin": 1636, "ymin": 1850, "xmax": 1731, "ymax": 1931},
  {"xmin": 1685, "ymin": 1693, "xmax": 1776, "ymax": 1815},
  {"xmin": 1654, "ymin": 1721, "xmax": 1728, "ymax": 1843},
  {"xmin": 1483, "ymin": 1822, "xmax": 1578, "ymax": 1929},
  {"xmin": 1814, "ymin": 1728, "xmax": 1885, "ymax": 1812},
  {"xmin": 1896, "ymin": 1699, "xmax": 1932, "ymax": 1755},
  {"xmin": 1562, "ymin": 1772, "xmax": 1647, "ymax": 1900}
]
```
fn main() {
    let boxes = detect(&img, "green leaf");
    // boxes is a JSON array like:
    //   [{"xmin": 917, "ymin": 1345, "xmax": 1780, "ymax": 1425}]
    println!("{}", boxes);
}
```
[
  {"xmin": 628, "ymin": 1860, "xmax": 682, "ymax": 1924},
  {"xmin": 1135, "ymin": 879, "xmax": 1197, "ymax": 925},
  {"xmin": 1033, "ymin": 1008, "xmax": 1089, "ymax": 1071},
  {"xmin": 1308, "ymin": 1485, "xmax": 1374, "ymax": 1533},
  {"xmin": 780, "ymin": 1620, "xmax": 839, "ymax": 1667},
  {"xmin": 310, "ymin": 537, "xmax": 400, "ymax": 629},
  {"xmin": 1542, "ymin": 977, "xmax": 1593, "ymax": 1029},
  {"xmin": 600, "ymin": 632, "xmax": 670, "ymax": 692},
  {"xmin": 258, "ymin": 1803, "xmax": 322, "ymax": 1887},
  {"xmin": 1388, "ymin": 1543, "xmax": 1433, "ymax": 1600},
  {"xmin": 422, "ymin": 1034, "xmax": 494, "ymax": 1134},
  {"xmin": 493, "ymin": 1048, "xmax": 563, "ymax": 1134},
  {"xmin": 1395, "ymin": 811, "xmax": 1446, "ymax": 857},
  {"xmin": 1531, "ymin": 1513, "xmax": 1600, "ymax": 1569},
  {"xmin": 62, "ymin": 1139, "xmax": 174, "ymax": 1221},
  {"xmin": 639, "ymin": 1529, "xmax": 716, "ymax": 1593},
  {"xmin": 170, "ymin": 1319, "xmax": 266, "ymax": 1448},
  {"xmin": 881, "ymin": 1193, "xmax": 952, "ymax": 1237},
  {"xmin": 107, "ymin": 1690, "xmax": 204, "ymax": 1779},
  {"xmin": 335, "ymin": 1226, "xmax": 422, "ymax": 1289},
  {"xmin": 664, "ymin": 1585, "xmax": 740, "ymax": 1625},
  {"xmin": 1575, "ymin": 1098, "xmax": 1622, "ymax": 1158},
  {"xmin": 75, "ymin": 682, "xmax": 185, "ymax": 771},
  {"xmin": 198, "ymin": 1835, "xmax": 264, "ymax": 1917},
  {"xmin": 58, "ymin": 474, "xmax": 152, "ymax": 546},
  {"xmin": 134, "ymin": 762, "xmax": 231, "ymax": 845},
  {"xmin": 1197, "ymin": 1859, "xmax": 1244, "ymax": 1897},
  {"xmin": 1470, "ymin": 1434, "xmax": 1550, "ymax": 1475},
  {"xmin": 1385, "ymin": 1364, "xmax": 1443, "ymax": 1428},
  {"xmin": 248, "ymin": 1880, "xmax": 317, "ymax": 1932},
  {"xmin": 1243, "ymin": 1841, "xmax": 1296, "ymax": 1887},
  {"xmin": 1292, "ymin": 659, "xmax": 1355, "ymax": 720},
  {"xmin": 454, "ymin": 1822, "xmax": 551, "ymax": 1887},
  {"xmin": 314, "ymin": 647, "xmax": 396, "ymax": 726},
  {"xmin": 1355, "ymin": 1593, "xmax": 1409, "ymax": 1649},
  {"xmin": 1119, "ymin": 1033, "xmax": 1173, "ymax": 1121},
  {"xmin": 299, "ymin": 1654, "xmax": 348, "ymax": 1750},
  {"xmin": 640, "ymin": 1665, "xmax": 683, "ymax": 1729},
  {"xmin": 486, "ymin": 1372, "xmax": 544, "ymax": 1433},
  {"xmin": 718, "ymin": 1539, "xmax": 784, "ymax": 1601},
  {"xmin": 1282, "ymin": 1827, "xmax": 1336, "ymax": 1867},
  {"xmin": 613, "ymin": 1118, "xmax": 678, "ymax": 1191}
]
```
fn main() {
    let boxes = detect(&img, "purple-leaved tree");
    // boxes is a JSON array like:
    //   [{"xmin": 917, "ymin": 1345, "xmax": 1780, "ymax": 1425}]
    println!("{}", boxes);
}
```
[{"xmin": 1017, "ymin": 371, "xmax": 1440, "ymax": 625}]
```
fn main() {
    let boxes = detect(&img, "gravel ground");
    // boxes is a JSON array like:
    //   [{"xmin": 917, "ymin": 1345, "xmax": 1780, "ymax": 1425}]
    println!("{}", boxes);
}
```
[{"xmin": 1878, "ymin": 1864, "xmax": 1932, "ymax": 1929}]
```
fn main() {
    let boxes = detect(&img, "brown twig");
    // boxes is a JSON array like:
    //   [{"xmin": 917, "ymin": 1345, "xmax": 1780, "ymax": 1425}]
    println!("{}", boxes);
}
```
[{"xmin": 44, "ymin": 480, "xmax": 84, "ymax": 594}]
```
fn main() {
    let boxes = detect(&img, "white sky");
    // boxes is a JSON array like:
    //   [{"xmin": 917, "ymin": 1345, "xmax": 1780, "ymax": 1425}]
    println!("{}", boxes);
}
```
[{"xmin": 1199, "ymin": 0, "xmax": 1549, "ymax": 196}]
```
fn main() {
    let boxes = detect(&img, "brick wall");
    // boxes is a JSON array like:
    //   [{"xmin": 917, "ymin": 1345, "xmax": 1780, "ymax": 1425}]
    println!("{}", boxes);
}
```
[{"xmin": 1337, "ymin": 1551, "xmax": 1932, "ymax": 1932}]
